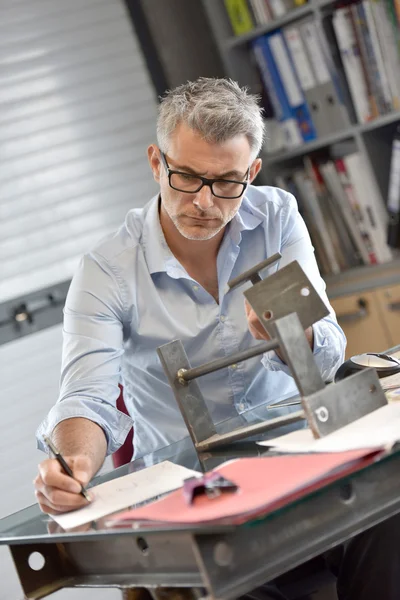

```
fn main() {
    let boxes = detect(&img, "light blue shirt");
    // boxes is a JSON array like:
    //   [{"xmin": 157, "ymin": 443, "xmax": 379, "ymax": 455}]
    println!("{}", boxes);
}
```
[{"xmin": 37, "ymin": 185, "xmax": 346, "ymax": 458}]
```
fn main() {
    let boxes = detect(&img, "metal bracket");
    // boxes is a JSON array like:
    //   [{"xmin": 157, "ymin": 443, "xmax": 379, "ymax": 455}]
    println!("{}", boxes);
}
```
[
  {"xmin": 157, "ymin": 340, "xmax": 217, "ymax": 445},
  {"xmin": 158, "ymin": 259, "xmax": 388, "ymax": 453},
  {"xmin": 302, "ymin": 367, "xmax": 387, "ymax": 438},
  {"xmin": 273, "ymin": 313, "xmax": 325, "ymax": 398},
  {"xmin": 244, "ymin": 260, "xmax": 329, "ymax": 337}
]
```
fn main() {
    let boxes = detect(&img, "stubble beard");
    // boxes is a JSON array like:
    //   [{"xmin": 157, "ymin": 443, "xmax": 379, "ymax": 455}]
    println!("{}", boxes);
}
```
[{"xmin": 170, "ymin": 207, "xmax": 239, "ymax": 241}]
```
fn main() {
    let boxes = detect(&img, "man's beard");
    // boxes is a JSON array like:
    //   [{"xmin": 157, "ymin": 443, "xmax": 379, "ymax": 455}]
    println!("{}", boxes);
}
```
[{"xmin": 169, "ymin": 207, "xmax": 239, "ymax": 240}]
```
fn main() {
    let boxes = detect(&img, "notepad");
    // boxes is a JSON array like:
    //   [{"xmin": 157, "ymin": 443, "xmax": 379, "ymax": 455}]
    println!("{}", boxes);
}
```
[{"xmin": 51, "ymin": 460, "xmax": 200, "ymax": 530}]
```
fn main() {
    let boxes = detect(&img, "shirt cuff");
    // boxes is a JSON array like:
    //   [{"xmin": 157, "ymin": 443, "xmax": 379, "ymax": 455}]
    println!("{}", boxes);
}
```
[
  {"xmin": 261, "ymin": 321, "xmax": 342, "ymax": 382},
  {"xmin": 36, "ymin": 397, "xmax": 133, "ymax": 456}
]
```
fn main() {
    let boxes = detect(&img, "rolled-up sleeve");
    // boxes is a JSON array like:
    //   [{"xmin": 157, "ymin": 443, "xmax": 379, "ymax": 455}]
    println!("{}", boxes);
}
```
[
  {"xmin": 36, "ymin": 251, "xmax": 133, "ymax": 455},
  {"xmin": 262, "ymin": 193, "xmax": 346, "ymax": 382}
]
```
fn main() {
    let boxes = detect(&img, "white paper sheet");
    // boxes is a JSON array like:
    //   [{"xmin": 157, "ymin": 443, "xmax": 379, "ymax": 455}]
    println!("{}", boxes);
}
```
[
  {"xmin": 258, "ymin": 403, "xmax": 400, "ymax": 453},
  {"xmin": 51, "ymin": 460, "xmax": 200, "ymax": 530},
  {"xmin": 381, "ymin": 370, "xmax": 400, "ymax": 391}
]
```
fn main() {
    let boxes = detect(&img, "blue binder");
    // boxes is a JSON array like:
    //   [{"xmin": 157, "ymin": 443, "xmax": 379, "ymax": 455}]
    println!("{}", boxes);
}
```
[
  {"xmin": 264, "ymin": 30, "xmax": 317, "ymax": 143},
  {"xmin": 252, "ymin": 36, "xmax": 303, "ymax": 149}
]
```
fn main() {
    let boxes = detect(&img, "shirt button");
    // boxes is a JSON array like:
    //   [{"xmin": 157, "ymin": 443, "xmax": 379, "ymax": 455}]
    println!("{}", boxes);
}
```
[
  {"xmin": 192, "ymin": 285, "xmax": 199, "ymax": 291},
  {"xmin": 239, "ymin": 403, "xmax": 245, "ymax": 411},
  {"xmin": 220, "ymin": 315, "xmax": 226, "ymax": 322},
  {"xmin": 231, "ymin": 364, "xmax": 237, "ymax": 370}
]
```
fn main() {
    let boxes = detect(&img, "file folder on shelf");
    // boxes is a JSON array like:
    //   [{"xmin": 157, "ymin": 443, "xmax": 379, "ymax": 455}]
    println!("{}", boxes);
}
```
[
  {"xmin": 266, "ymin": 30, "xmax": 317, "ymax": 143},
  {"xmin": 252, "ymin": 36, "xmax": 303, "ymax": 148},
  {"xmin": 299, "ymin": 19, "xmax": 351, "ymax": 134}
]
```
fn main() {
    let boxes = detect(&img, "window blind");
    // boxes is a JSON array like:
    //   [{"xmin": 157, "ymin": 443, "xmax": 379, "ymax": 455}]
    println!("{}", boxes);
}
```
[{"xmin": 0, "ymin": 0, "xmax": 158, "ymax": 304}]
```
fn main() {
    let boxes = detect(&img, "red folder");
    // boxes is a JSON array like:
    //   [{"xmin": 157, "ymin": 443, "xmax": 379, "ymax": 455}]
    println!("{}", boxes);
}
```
[{"xmin": 109, "ymin": 449, "xmax": 382, "ymax": 526}]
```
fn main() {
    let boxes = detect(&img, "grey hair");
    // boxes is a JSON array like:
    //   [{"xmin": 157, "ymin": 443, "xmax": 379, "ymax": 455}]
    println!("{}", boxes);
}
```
[{"xmin": 157, "ymin": 77, "xmax": 265, "ymax": 162}]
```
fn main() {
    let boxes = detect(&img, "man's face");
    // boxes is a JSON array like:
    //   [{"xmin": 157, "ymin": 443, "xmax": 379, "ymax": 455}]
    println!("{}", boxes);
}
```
[{"xmin": 148, "ymin": 123, "xmax": 261, "ymax": 241}]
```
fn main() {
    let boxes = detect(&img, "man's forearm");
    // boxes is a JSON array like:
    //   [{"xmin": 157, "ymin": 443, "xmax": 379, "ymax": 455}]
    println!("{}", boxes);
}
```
[{"xmin": 52, "ymin": 417, "xmax": 107, "ymax": 478}]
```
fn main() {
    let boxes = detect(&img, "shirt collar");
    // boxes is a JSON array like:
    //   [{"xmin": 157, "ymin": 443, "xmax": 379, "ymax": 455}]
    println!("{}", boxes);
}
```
[
  {"xmin": 141, "ymin": 191, "xmax": 263, "ymax": 274},
  {"xmin": 141, "ymin": 194, "xmax": 174, "ymax": 275},
  {"xmin": 228, "ymin": 194, "xmax": 263, "ymax": 245}
]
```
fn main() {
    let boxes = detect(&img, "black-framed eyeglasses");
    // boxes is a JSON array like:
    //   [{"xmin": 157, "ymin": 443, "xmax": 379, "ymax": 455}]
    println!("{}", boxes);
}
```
[{"xmin": 159, "ymin": 151, "xmax": 249, "ymax": 199}]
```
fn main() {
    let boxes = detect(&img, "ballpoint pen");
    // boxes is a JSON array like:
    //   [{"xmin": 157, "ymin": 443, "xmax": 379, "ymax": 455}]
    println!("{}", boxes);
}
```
[{"xmin": 42, "ymin": 435, "xmax": 91, "ymax": 502}]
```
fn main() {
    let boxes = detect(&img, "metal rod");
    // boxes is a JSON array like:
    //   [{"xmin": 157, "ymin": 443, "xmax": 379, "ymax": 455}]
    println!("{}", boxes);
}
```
[
  {"xmin": 196, "ymin": 410, "xmax": 305, "ymax": 451},
  {"xmin": 180, "ymin": 339, "xmax": 279, "ymax": 382},
  {"xmin": 227, "ymin": 252, "xmax": 282, "ymax": 290}
]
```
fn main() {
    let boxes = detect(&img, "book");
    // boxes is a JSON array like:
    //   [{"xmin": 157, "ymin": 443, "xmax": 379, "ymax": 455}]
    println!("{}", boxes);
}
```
[
  {"xmin": 332, "ymin": 7, "xmax": 372, "ymax": 123},
  {"xmin": 252, "ymin": 36, "xmax": 303, "ymax": 148},
  {"xmin": 266, "ymin": 31, "xmax": 317, "ymax": 142},
  {"xmin": 224, "ymin": 0, "xmax": 254, "ymax": 36}
]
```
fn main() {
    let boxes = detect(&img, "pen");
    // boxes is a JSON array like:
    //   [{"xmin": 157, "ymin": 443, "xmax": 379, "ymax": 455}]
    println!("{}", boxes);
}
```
[{"xmin": 42, "ymin": 435, "xmax": 91, "ymax": 502}]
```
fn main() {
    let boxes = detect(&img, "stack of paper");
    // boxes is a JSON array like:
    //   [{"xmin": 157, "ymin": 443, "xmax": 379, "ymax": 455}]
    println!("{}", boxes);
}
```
[
  {"xmin": 52, "ymin": 461, "xmax": 200, "ymax": 530},
  {"xmin": 258, "ymin": 403, "xmax": 400, "ymax": 454},
  {"xmin": 108, "ymin": 449, "xmax": 382, "ymax": 527}
]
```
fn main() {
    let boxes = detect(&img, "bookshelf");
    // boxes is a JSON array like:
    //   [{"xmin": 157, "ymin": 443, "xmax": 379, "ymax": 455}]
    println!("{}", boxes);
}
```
[
  {"xmin": 263, "ymin": 110, "xmax": 400, "ymax": 166},
  {"xmin": 201, "ymin": 0, "xmax": 400, "ymax": 267},
  {"xmin": 201, "ymin": 0, "xmax": 400, "ymax": 352}
]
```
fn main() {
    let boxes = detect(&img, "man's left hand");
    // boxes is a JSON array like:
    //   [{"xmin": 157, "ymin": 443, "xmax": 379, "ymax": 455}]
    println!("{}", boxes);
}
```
[{"xmin": 244, "ymin": 300, "xmax": 314, "ymax": 360}]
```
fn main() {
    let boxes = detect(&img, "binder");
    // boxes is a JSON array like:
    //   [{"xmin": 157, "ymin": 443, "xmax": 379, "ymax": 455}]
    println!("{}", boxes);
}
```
[
  {"xmin": 387, "ymin": 126, "xmax": 400, "ymax": 248},
  {"xmin": 224, "ymin": 0, "xmax": 254, "ymax": 36},
  {"xmin": 370, "ymin": 0, "xmax": 400, "ymax": 110},
  {"xmin": 319, "ymin": 160, "xmax": 371, "ymax": 265},
  {"xmin": 252, "ymin": 36, "xmax": 303, "ymax": 148},
  {"xmin": 362, "ymin": 0, "xmax": 393, "ymax": 113},
  {"xmin": 298, "ymin": 19, "xmax": 351, "ymax": 135},
  {"xmin": 332, "ymin": 7, "xmax": 371, "ymax": 124},
  {"xmin": 352, "ymin": 2, "xmax": 388, "ymax": 116},
  {"xmin": 266, "ymin": 31, "xmax": 317, "ymax": 143},
  {"xmin": 293, "ymin": 168, "xmax": 341, "ymax": 274},
  {"xmin": 249, "ymin": 0, "xmax": 271, "ymax": 24},
  {"xmin": 323, "ymin": 14, "xmax": 358, "ymax": 124},
  {"xmin": 268, "ymin": 0, "xmax": 287, "ymax": 18},
  {"xmin": 344, "ymin": 152, "xmax": 393, "ymax": 263}
]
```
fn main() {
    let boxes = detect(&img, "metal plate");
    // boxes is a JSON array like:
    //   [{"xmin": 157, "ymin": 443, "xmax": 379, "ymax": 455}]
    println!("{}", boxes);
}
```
[
  {"xmin": 273, "ymin": 313, "xmax": 325, "ymax": 397},
  {"xmin": 244, "ymin": 261, "xmax": 329, "ymax": 337},
  {"xmin": 11, "ymin": 533, "xmax": 203, "ymax": 599},
  {"xmin": 302, "ymin": 368, "xmax": 388, "ymax": 438},
  {"xmin": 157, "ymin": 340, "xmax": 216, "ymax": 445}
]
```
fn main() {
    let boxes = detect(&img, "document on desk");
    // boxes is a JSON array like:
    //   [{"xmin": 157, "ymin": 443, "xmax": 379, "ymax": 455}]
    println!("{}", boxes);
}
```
[
  {"xmin": 51, "ymin": 461, "xmax": 200, "ymax": 530},
  {"xmin": 109, "ymin": 450, "xmax": 380, "ymax": 527},
  {"xmin": 384, "ymin": 372, "xmax": 400, "ymax": 402},
  {"xmin": 258, "ymin": 403, "xmax": 400, "ymax": 453}
]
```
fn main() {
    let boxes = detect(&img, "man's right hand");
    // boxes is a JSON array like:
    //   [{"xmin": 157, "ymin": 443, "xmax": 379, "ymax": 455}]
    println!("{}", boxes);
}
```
[{"xmin": 34, "ymin": 456, "xmax": 93, "ymax": 515}]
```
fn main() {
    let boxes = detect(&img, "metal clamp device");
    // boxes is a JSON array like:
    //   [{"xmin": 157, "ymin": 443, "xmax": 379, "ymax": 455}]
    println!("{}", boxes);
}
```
[{"xmin": 157, "ymin": 258, "xmax": 387, "ymax": 452}]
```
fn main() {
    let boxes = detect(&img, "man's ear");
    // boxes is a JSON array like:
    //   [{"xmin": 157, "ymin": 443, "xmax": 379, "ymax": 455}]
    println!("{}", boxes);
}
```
[
  {"xmin": 147, "ymin": 144, "xmax": 161, "ymax": 183},
  {"xmin": 249, "ymin": 158, "xmax": 262, "ymax": 183}
]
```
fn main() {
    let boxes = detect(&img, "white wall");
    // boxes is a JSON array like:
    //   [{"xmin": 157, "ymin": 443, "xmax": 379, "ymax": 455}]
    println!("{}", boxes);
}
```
[
  {"xmin": 0, "ymin": 0, "xmax": 158, "ymax": 304},
  {"xmin": 0, "ymin": 0, "xmax": 158, "ymax": 596}
]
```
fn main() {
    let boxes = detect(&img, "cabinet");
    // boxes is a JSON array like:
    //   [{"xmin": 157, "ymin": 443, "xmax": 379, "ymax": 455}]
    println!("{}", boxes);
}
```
[
  {"xmin": 331, "ymin": 291, "xmax": 390, "ymax": 358},
  {"xmin": 375, "ymin": 284, "xmax": 400, "ymax": 348},
  {"xmin": 330, "ymin": 283, "xmax": 400, "ymax": 359}
]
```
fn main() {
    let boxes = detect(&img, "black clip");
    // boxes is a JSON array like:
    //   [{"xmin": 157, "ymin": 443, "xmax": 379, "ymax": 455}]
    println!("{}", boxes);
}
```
[{"xmin": 183, "ymin": 471, "xmax": 238, "ymax": 505}]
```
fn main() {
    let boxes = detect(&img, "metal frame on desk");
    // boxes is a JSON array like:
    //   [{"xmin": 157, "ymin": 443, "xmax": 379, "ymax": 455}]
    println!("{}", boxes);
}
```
[
  {"xmin": 4, "ymin": 448, "xmax": 400, "ymax": 599},
  {"xmin": 157, "ymin": 258, "xmax": 388, "ymax": 450},
  {"xmin": 4, "ymin": 258, "xmax": 399, "ymax": 599}
]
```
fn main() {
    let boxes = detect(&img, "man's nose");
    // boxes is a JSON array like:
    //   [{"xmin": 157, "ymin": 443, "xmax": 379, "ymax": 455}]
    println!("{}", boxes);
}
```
[{"xmin": 193, "ymin": 184, "xmax": 214, "ymax": 210}]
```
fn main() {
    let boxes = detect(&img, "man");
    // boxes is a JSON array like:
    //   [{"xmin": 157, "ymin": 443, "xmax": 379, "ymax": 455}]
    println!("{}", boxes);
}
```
[{"xmin": 34, "ymin": 78, "xmax": 400, "ymax": 599}]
